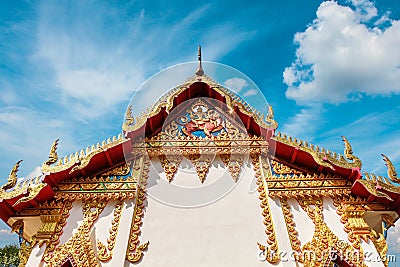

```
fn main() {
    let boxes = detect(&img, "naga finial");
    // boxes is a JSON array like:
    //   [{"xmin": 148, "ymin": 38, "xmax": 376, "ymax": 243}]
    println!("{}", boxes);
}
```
[
  {"xmin": 196, "ymin": 45, "xmax": 204, "ymax": 76},
  {"xmin": 44, "ymin": 139, "xmax": 59, "ymax": 166},
  {"xmin": 1, "ymin": 160, "xmax": 23, "ymax": 191},
  {"xmin": 341, "ymin": 136, "xmax": 362, "ymax": 168},
  {"xmin": 381, "ymin": 154, "xmax": 399, "ymax": 183},
  {"xmin": 266, "ymin": 105, "xmax": 274, "ymax": 121},
  {"xmin": 126, "ymin": 106, "xmax": 134, "ymax": 125},
  {"xmin": 341, "ymin": 136, "xmax": 353, "ymax": 156}
]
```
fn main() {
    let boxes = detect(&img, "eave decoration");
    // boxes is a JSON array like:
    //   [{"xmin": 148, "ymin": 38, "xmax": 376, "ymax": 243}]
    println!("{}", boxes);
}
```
[
  {"xmin": 353, "ymin": 154, "xmax": 400, "ymax": 211},
  {"xmin": 274, "ymin": 133, "xmax": 362, "ymax": 171}
]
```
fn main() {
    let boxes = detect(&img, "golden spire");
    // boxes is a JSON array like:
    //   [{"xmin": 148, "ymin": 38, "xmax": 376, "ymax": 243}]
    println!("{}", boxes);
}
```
[{"xmin": 196, "ymin": 45, "xmax": 204, "ymax": 76}]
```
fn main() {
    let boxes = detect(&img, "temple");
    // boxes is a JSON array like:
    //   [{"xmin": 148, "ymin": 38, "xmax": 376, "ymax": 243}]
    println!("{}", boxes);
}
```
[{"xmin": 0, "ymin": 48, "xmax": 399, "ymax": 267}]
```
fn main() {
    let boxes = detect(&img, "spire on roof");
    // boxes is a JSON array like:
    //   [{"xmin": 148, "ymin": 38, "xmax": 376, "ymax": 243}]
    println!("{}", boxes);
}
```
[{"xmin": 196, "ymin": 45, "xmax": 204, "ymax": 76}]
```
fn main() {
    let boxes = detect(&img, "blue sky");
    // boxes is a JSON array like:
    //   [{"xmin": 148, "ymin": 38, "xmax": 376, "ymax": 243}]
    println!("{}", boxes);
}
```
[{"xmin": 1, "ymin": 0, "xmax": 400, "ymax": 263}]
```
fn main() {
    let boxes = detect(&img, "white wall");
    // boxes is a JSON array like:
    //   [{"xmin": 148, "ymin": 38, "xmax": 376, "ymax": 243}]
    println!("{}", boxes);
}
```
[{"xmin": 130, "ymin": 157, "xmax": 267, "ymax": 267}]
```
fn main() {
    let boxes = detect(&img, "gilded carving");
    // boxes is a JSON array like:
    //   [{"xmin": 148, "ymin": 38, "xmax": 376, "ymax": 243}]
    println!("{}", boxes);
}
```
[
  {"xmin": 53, "ymin": 168, "xmax": 137, "ymax": 200},
  {"xmin": 176, "ymin": 99, "xmax": 226, "ymax": 138},
  {"xmin": 43, "ymin": 139, "xmax": 59, "ymax": 166},
  {"xmin": 18, "ymin": 241, "xmax": 33, "ymax": 267},
  {"xmin": 266, "ymin": 172, "xmax": 352, "ymax": 199},
  {"xmin": 13, "ymin": 183, "xmax": 46, "ymax": 207},
  {"xmin": 252, "ymin": 154, "xmax": 280, "ymax": 264},
  {"xmin": 274, "ymin": 133, "xmax": 362, "ymax": 170},
  {"xmin": 371, "ymin": 230, "xmax": 389, "ymax": 267},
  {"xmin": 41, "ymin": 133, "xmax": 125, "ymax": 174},
  {"xmin": 34, "ymin": 215, "xmax": 61, "ymax": 244},
  {"xmin": 159, "ymin": 155, "xmax": 183, "ymax": 182},
  {"xmin": 333, "ymin": 195, "xmax": 391, "ymax": 265},
  {"xmin": 43, "ymin": 200, "xmax": 106, "ymax": 267},
  {"xmin": 146, "ymin": 136, "xmax": 268, "ymax": 158},
  {"xmin": 342, "ymin": 209, "xmax": 370, "ymax": 250},
  {"xmin": 1, "ymin": 160, "xmax": 23, "ymax": 191},
  {"xmin": 279, "ymin": 198, "xmax": 302, "ymax": 261},
  {"xmin": 271, "ymin": 160, "xmax": 302, "ymax": 175},
  {"xmin": 357, "ymin": 174, "xmax": 393, "ymax": 201},
  {"xmin": 126, "ymin": 156, "xmax": 150, "ymax": 263},
  {"xmin": 124, "ymin": 105, "xmax": 135, "ymax": 129},
  {"xmin": 69, "ymin": 148, "xmax": 105, "ymax": 174},
  {"xmin": 297, "ymin": 197, "xmax": 367, "ymax": 267},
  {"xmin": 97, "ymin": 200, "xmax": 124, "ymax": 262},
  {"xmin": 220, "ymin": 154, "xmax": 244, "ymax": 181},
  {"xmin": 339, "ymin": 136, "xmax": 362, "ymax": 168},
  {"xmin": 46, "ymin": 200, "xmax": 73, "ymax": 252},
  {"xmin": 102, "ymin": 163, "xmax": 131, "ymax": 176},
  {"xmin": 123, "ymin": 76, "xmax": 278, "ymax": 133},
  {"xmin": 160, "ymin": 98, "xmax": 249, "ymax": 140},
  {"xmin": 382, "ymin": 154, "xmax": 399, "ymax": 183},
  {"xmin": 188, "ymin": 154, "xmax": 213, "ymax": 183}
]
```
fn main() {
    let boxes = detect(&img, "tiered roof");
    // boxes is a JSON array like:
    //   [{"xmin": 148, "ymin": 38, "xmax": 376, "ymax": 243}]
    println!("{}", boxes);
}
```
[{"xmin": 1, "ymin": 67, "xmax": 399, "ymax": 226}]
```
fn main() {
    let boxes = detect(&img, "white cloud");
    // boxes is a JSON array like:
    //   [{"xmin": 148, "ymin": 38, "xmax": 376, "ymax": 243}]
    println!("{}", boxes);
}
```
[
  {"xmin": 280, "ymin": 105, "xmax": 323, "ymax": 142},
  {"xmin": 387, "ymin": 221, "xmax": 400, "ymax": 252},
  {"xmin": 201, "ymin": 25, "xmax": 255, "ymax": 62},
  {"xmin": 0, "ymin": 82, "xmax": 18, "ymax": 105},
  {"xmin": 242, "ymin": 89, "xmax": 257, "ymax": 97},
  {"xmin": 0, "ymin": 1, "xmax": 256, "ymax": 181},
  {"xmin": 0, "ymin": 106, "xmax": 76, "ymax": 177},
  {"xmin": 374, "ymin": 12, "xmax": 391, "ymax": 26},
  {"xmin": 350, "ymin": 0, "xmax": 377, "ymax": 21},
  {"xmin": 224, "ymin": 78, "xmax": 248, "ymax": 93},
  {"xmin": 34, "ymin": 2, "xmax": 252, "ymax": 120},
  {"xmin": 36, "ymin": 3, "xmax": 146, "ymax": 120},
  {"xmin": 283, "ymin": 0, "xmax": 400, "ymax": 105}
]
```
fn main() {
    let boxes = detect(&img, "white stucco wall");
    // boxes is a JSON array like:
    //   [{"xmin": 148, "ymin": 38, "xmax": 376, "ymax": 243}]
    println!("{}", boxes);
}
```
[
  {"xmin": 96, "ymin": 199, "xmax": 136, "ymax": 267},
  {"xmin": 26, "ymin": 243, "xmax": 46, "ymax": 267},
  {"xmin": 58, "ymin": 200, "xmax": 84, "ymax": 246},
  {"xmin": 130, "ymin": 157, "xmax": 270, "ymax": 267}
]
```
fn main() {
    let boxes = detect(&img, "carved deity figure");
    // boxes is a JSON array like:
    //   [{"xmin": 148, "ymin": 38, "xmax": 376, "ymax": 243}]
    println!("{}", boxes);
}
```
[{"xmin": 180, "ymin": 105, "xmax": 225, "ymax": 138}]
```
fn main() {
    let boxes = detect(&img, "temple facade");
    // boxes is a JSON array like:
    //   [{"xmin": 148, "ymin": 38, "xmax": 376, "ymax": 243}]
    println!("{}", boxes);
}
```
[{"xmin": 0, "ymin": 56, "xmax": 399, "ymax": 267}]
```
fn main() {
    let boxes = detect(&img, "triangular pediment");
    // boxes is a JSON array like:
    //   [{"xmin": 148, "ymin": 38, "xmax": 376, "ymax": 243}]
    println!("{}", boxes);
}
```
[
  {"xmin": 123, "ymin": 79, "xmax": 277, "ymax": 139},
  {"xmin": 156, "ymin": 97, "xmax": 248, "ymax": 140}
]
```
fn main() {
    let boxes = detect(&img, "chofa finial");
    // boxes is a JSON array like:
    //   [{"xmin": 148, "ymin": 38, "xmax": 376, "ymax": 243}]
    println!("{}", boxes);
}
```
[
  {"xmin": 382, "ymin": 154, "xmax": 400, "ymax": 184},
  {"xmin": 196, "ymin": 45, "xmax": 204, "ymax": 76}
]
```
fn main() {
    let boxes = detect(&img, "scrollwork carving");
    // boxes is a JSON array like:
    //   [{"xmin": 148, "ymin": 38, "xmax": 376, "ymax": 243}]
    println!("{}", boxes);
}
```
[
  {"xmin": 188, "ymin": 154, "xmax": 213, "ymax": 183},
  {"xmin": 97, "ymin": 200, "xmax": 124, "ymax": 262},
  {"xmin": 220, "ymin": 154, "xmax": 244, "ymax": 182},
  {"xmin": 159, "ymin": 155, "xmax": 183, "ymax": 183},
  {"xmin": 252, "ymin": 154, "xmax": 280, "ymax": 264},
  {"xmin": 43, "ymin": 200, "xmax": 106, "ymax": 267},
  {"xmin": 126, "ymin": 156, "xmax": 150, "ymax": 263},
  {"xmin": 297, "ymin": 197, "xmax": 367, "ymax": 267}
]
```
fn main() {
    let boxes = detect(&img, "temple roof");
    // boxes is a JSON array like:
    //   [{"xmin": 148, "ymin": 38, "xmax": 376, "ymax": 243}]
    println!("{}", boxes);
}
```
[{"xmin": 1, "ymin": 66, "xmax": 399, "ymax": 224}]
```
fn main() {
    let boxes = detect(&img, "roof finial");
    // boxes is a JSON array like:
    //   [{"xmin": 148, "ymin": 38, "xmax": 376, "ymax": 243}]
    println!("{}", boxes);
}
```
[{"xmin": 196, "ymin": 45, "xmax": 204, "ymax": 76}]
